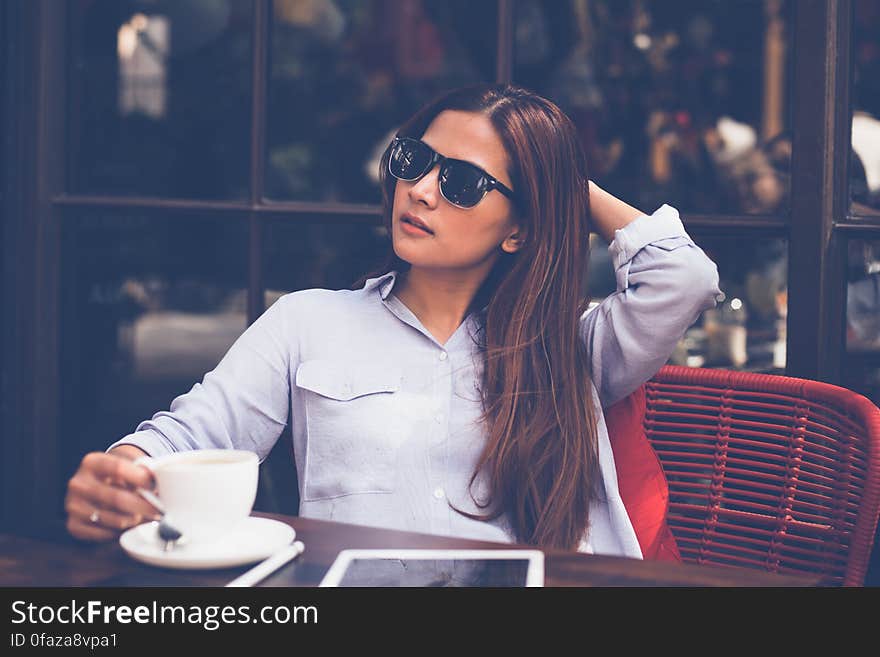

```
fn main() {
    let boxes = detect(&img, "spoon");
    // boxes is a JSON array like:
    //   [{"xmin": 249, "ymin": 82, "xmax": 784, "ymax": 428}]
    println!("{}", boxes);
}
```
[
  {"xmin": 157, "ymin": 516, "xmax": 183, "ymax": 552},
  {"xmin": 133, "ymin": 484, "xmax": 181, "ymax": 551},
  {"xmin": 136, "ymin": 491, "xmax": 182, "ymax": 552}
]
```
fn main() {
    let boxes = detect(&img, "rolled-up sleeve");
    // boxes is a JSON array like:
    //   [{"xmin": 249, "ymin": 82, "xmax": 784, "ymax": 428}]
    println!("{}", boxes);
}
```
[
  {"xmin": 581, "ymin": 204, "xmax": 723, "ymax": 409},
  {"xmin": 106, "ymin": 294, "xmax": 296, "ymax": 461}
]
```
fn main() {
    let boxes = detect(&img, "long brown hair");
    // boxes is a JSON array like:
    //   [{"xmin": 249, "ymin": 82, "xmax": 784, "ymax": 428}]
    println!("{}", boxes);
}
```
[{"xmin": 358, "ymin": 83, "xmax": 601, "ymax": 550}]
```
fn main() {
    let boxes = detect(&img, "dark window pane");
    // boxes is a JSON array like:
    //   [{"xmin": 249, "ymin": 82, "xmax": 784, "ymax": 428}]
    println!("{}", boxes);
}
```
[
  {"xmin": 263, "ymin": 218, "xmax": 389, "ymax": 303},
  {"xmin": 60, "ymin": 212, "xmax": 249, "ymax": 481},
  {"xmin": 266, "ymin": 0, "xmax": 497, "ymax": 202},
  {"xmin": 515, "ymin": 0, "xmax": 792, "ymax": 215},
  {"xmin": 68, "ymin": 0, "xmax": 253, "ymax": 198},
  {"xmin": 845, "ymin": 239, "xmax": 880, "ymax": 404},
  {"xmin": 852, "ymin": 0, "xmax": 880, "ymax": 216},
  {"xmin": 588, "ymin": 235, "xmax": 788, "ymax": 373}
]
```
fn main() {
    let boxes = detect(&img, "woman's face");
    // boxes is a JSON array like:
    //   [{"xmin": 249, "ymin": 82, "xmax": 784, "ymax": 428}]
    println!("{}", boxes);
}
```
[{"xmin": 391, "ymin": 110, "xmax": 522, "ymax": 273}]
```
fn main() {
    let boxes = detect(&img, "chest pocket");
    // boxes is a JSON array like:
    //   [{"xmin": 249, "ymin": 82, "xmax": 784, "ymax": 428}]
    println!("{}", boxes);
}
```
[{"xmin": 295, "ymin": 359, "xmax": 403, "ymax": 501}]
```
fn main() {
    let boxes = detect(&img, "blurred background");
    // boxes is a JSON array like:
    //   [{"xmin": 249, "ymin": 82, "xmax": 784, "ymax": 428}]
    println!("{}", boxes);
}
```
[{"xmin": 3, "ymin": 0, "xmax": 880, "ymax": 578}]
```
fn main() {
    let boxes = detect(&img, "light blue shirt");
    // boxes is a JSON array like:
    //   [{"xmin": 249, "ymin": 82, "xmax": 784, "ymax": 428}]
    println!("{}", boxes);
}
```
[{"xmin": 110, "ymin": 204, "xmax": 722, "ymax": 557}]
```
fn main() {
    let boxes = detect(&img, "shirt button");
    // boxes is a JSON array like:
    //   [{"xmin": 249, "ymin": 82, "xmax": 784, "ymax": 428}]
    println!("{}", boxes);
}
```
[
  {"xmin": 433, "ymin": 487, "xmax": 445, "ymax": 500},
  {"xmin": 439, "ymin": 351, "xmax": 448, "ymax": 361},
  {"xmin": 435, "ymin": 413, "xmax": 444, "ymax": 423}
]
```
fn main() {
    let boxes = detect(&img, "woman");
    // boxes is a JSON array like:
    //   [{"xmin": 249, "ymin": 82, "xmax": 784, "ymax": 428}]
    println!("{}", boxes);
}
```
[{"xmin": 65, "ymin": 83, "xmax": 721, "ymax": 555}]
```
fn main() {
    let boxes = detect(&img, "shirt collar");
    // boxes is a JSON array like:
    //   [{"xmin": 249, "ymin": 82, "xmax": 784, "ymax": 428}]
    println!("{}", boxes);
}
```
[
  {"xmin": 361, "ymin": 271, "xmax": 399, "ymax": 300},
  {"xmin": 362, "ymin": 269, "xmax": 490, "ymax": 315}
]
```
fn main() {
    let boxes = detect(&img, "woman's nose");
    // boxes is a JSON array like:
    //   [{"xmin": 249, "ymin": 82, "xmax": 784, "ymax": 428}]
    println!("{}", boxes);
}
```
[{"xmin": 408, "ymin": 164, "xmax": 441, "ymax": 205}]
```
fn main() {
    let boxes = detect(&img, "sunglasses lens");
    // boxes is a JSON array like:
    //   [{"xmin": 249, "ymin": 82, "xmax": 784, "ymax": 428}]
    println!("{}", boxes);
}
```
[
  {"xmin": 389, "ymin": 138, "xmax": 432, "ymax": 180},
  {"xmin": 440, "ymin": 162, "xmax": 487, "ymax": 208},
  {"xmin": 388, "ymin": 138, "xmax": 491, "ymax": 208}
]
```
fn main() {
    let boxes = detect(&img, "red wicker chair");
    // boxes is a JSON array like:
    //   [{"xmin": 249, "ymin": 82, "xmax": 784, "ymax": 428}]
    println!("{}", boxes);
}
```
[{"xmin": 644, "ymin": 365, "xmax": 880, "ymax": 586}]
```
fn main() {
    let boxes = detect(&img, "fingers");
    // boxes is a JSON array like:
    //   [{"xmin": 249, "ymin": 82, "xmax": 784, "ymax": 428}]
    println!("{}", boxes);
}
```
[
  {"xmin": 66, "ymin": 451, "xmax": 164, "ymax": 543},
  {"xmin": 81, "ymin": 452, "xmax": 154, "ymax": 490},
  {"xmin": 67, "ymin": 473, "xmax": 159, "ymax": 520},
  {"xmin": 65, "ymin": 495, "xmax": 143, "ymax": 532},
  {"xmin": 66, "ymin": 515, "xmax": 119, "ymax": 542}
]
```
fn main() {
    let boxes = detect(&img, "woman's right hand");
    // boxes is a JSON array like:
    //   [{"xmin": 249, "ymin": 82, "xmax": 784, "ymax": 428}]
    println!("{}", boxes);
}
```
[{"xmin": 65, "ymin": 445, "xmax": 161, "ymax": 542}]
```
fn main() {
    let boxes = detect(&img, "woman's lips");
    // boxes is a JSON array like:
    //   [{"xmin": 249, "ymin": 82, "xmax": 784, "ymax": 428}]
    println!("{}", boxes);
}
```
[{"xmin": 400, "ymin": 216, "xmax": 434, "ymax": 236}]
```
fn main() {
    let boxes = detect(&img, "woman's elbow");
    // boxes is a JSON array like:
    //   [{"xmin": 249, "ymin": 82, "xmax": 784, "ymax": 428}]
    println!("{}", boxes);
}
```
[
  {"xmin": 703, "ymin": 258, "xmax": 724, "ymax": 309},
  {"xmin": 673, "ymin": 246, "xmax": 723, "ymax": 310}
]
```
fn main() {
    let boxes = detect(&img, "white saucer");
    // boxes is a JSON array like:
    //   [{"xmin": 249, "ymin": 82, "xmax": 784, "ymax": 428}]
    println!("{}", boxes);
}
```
[{"xmin": 120, "ymin": 517, "xmax": 297, "ymax": 570}]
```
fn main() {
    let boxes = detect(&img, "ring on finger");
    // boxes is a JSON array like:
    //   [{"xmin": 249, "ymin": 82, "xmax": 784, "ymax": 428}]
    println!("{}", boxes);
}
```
[{"xmin": 89, "ymin": 510, "xmax": 100, "ymax": 524}]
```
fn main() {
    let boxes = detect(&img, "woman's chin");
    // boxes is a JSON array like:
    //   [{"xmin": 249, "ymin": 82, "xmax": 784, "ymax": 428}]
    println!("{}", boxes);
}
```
[{"xmin": 391, "ymin": 238, "xmax": 426, "ymax": 264}]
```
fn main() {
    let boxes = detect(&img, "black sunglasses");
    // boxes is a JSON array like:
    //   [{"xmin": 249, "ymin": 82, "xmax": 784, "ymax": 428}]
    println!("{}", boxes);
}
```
[{"xmin": 387, "ymin": 136, "xmax": 517, "ymax": 209}]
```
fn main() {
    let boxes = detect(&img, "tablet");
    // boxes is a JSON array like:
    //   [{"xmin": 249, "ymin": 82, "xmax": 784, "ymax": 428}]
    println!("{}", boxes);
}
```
[{"xmin": 318, "ymin": 549, "xmax": 544, "ymax": 587}]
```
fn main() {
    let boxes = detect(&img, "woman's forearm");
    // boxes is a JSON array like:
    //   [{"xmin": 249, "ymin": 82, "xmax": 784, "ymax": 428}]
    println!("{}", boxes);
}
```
[{"xmin": 587, "ymin": 180, "xmax": 645, "ymax": 244}]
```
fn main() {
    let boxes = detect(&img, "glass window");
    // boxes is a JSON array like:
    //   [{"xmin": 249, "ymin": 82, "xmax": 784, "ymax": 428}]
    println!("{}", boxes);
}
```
[
  {"xmin": 67, "ymin": 0, "xmax": 253, "ymax": 198},
  {"xmin": 844, "ymin": 239, "xmax": 880, "ymax": 404},
  {"xmin": 588, "ymin": 235, "xmax": 788, "ymax": 373},
  {"xmin": 515, "ymin": 0, "xmax": 792, "ymax": 216},
  {"xmin": 59, "ymin": 212, "xmax": 248, "ymax": 480},
  {"xmin": 266, "ymin": 0, "xmax": 497, "ymax": 202},
  {"xmin": 263, "ymin": 217, "xmax": 389, "ymax": 306},
  {"xmin": 852, "ymin": 0, "xmax": 880, "ymax": 216}
]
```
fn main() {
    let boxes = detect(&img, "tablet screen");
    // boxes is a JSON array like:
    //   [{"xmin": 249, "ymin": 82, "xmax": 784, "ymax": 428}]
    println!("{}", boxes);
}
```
[{"xmin": 319, "ymin": 549, "xmax": 544, "ymax": 587}]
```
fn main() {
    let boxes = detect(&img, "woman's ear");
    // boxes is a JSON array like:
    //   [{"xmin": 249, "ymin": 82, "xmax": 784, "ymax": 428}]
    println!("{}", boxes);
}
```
[{"xmin": 501, "ymin": 229, "xmax": 526, "ymax": 254}]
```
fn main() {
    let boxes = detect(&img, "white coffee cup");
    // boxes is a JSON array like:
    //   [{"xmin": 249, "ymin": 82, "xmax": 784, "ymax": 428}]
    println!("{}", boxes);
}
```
[{"xmin": 134, "ymin": 449, "xmax": 259, "ymax": 544}]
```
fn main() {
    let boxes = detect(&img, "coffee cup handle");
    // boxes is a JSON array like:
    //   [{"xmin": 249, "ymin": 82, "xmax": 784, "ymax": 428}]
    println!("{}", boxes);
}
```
[{"xmin": 133, "ymin": 456, "xmax": 165, "ymax": 514}]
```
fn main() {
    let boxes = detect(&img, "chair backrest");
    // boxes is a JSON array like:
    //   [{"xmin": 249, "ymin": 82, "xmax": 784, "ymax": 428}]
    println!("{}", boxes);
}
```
[{"xmin": 644, "ymin": 365, "xmax": 880, "ymax": 586}]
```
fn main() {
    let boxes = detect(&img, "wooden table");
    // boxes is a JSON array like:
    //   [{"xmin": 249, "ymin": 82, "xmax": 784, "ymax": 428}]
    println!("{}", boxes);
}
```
[{"xmin": 0, "ymin": 513, "xmax": 823, "ymax": 587}]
